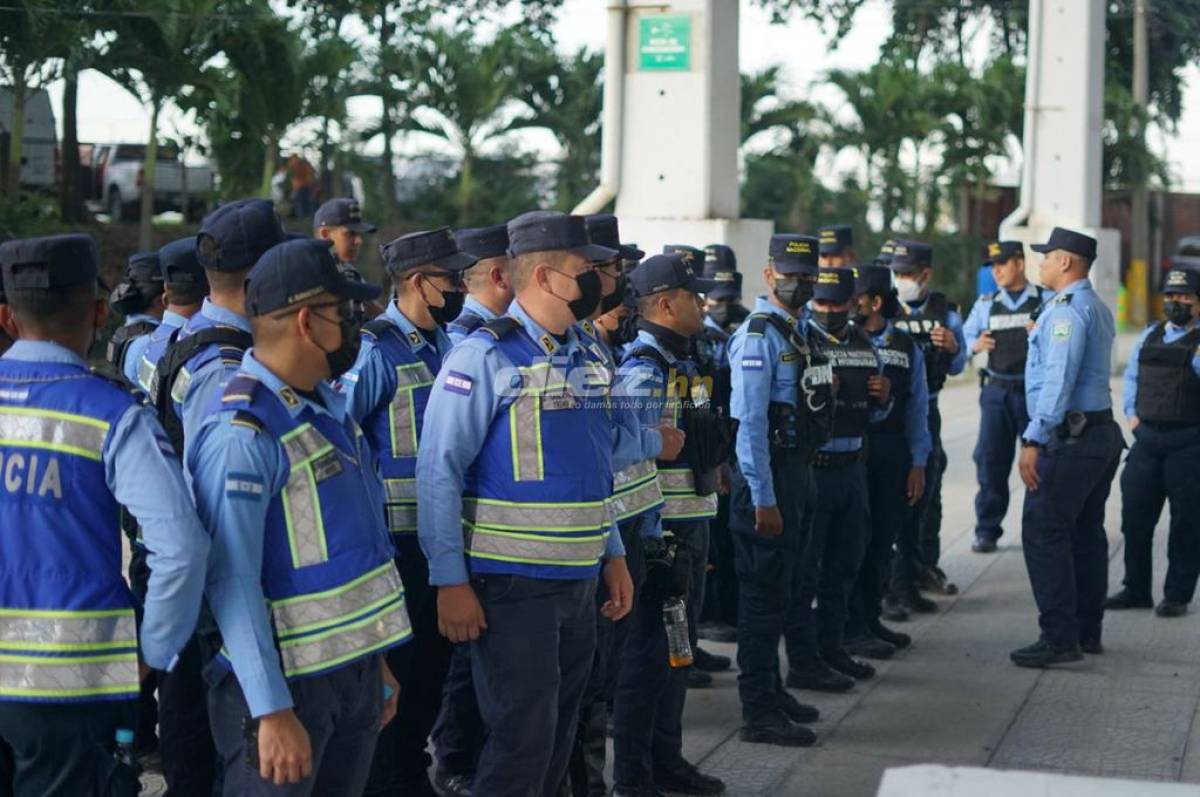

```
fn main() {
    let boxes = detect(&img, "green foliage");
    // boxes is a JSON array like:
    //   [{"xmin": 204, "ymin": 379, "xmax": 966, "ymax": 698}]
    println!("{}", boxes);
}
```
[{"xmin": 395, "ymin": 149, "xmax": 543, "ymax": 230}]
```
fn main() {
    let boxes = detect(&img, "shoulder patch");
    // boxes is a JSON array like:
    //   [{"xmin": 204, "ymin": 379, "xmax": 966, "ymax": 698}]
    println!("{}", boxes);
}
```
[
  {"xmin": 747, "ymin": 314, "xmax": 769, "ymax": 336},
  {"xmin": 1054, "ymin": 293, "xmax": 1073, "ymax": 305},
  {"xmin": 1051, "ymin": 321, "xmax": 1072, "ymax": 340},
  {"xmin": 741, "ymin": 355, "xmax": 765, "ymax": 371},
  {"xmin": 225, "ymin": 470, "xmax": 266, "ymax": 501},
  {"xmin": 443, "ymin": 370, "xmax": 474, "ymax": 396},
  {"xmin": 229, "ymin": 409, "xmax": 264, "ymax": 433},
  {"xmin": 278, "ymin": 386, "xmax": 301, "ymax": 407},
  {"xmin": 222, "ymin": 374, "xmax": 260, "ymax": 404}
]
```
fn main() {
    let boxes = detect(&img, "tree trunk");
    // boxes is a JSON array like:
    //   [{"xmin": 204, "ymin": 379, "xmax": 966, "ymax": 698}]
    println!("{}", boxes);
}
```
[
  {"xmin": 180, "ymin": 144, "xmax": 190, "ymax": 222},
  {"xmin": 139, "ymin": 96, "xmax": 161, "ymax": 251},
  {"xmin": 259, "ymin": 133, "xmax": 278, "ymax": 198},
  {"xmin": 60, "ymin": 59, "xmax": 83, "ymax": 222},
  {"xmin": 457, "ymin": 146, "xmax": 474, "ymax": 226},
  {"xmin": 377, "ymin": 9, "xmax": 397, "ymax": 222},
  {"xmin": 6, "ymin": 69, "xmax": 27, "ymax": 196}
]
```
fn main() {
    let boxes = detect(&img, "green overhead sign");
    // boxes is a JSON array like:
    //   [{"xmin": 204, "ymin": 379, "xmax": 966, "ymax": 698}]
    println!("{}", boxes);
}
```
[{"xmin": 639, "ymin": 15, "xmax": 691, "ymax": 71}]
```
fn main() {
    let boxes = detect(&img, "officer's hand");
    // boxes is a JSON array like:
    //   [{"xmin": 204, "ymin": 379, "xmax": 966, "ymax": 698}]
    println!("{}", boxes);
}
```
[
  {"xmin": 906, "ymin": 466, "xmax": 926, "ymax": 506},
  {"xmin": 659, "ymin": 425, "xmax": 686, "ymax": 461},
  {"xmin": 258, "ymin": 709, "xmax": 312, "ymax": 786},
  {"xmin": 1019, "ymin": 445, "xmax": 1040, "ymax": 491},
  {"xmin": 973, "ymin": 331, "xmax": 996, "ymax": 353},
  {"xmin": 437, "ymin": 584, "xmax": 488, "ymax": 643},
  {"xmin": 931, "ymin": 326, "xmax": 959, "ymax": 354},
  {"xmin": 601, "ymin": 557, "xmax": 634, "ymax": 621},
  {"xmin": 754, "ymin": 505, "xmax": 784, "ymax": 538},
  {"xmin": 138, "ymin": 659, "xmax": 151, "ymax": 683},
  {"xmin": 380, "ymin": 658, "xmax": 401, "ymax": 730},
  {"xmin": 1129, "ymin": 415, "xmax": 1140, "ymax": 431},
  {"xmin": 715, "ymin": 464, "xmax": 730, "ymax": 496},
  {"xmin": 868, "ymin": 375, "xmax": 891, "ymax": 404}
]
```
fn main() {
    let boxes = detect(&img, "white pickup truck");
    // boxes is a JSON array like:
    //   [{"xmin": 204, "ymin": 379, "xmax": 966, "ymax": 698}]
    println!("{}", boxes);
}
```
[{"xmin": 90, "ymin": 143, "xmax": 215, "ymax": 222}]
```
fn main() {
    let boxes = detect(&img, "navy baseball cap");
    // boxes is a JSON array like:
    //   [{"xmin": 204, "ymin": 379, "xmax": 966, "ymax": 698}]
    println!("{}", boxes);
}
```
[
  {"xmin": 0, "ymin": 234, "xmax": 100, "ymax": 292},
  {"xmin": 1163, "ymin": 268, "xmax": 1200, "ymax": 297},
  {"xmin": 704, "ymin": 244, "xmax": 737, "ymax": 275},
  {"xmin": 507, "ymin": 211, "xmax": 617, "ymax": 262},
  {"xmin": 706, "ymin": 269, "xmax": 742, "ymax": 300},
  {"xmin": 874, "ymin": 239, "xmax": 897, "ymax": 266},
  {"xmin": 454, "ymin": 224, "xmax": 509, "ymax": 261},
  {"xmin": 855, "ymin": 264, "xmax": 894, "ymax": 296},
  {"xmin": 1030, "ymin": 227, "xmax": 1098, "ymax": 263},
  {"xmin": 197, "ymin": 199, "xmax": 286, "ymax": 273},
  {"xmin": 813, "ymin": 268, "xmax": 855, "ymax": 303},
  {"xmin": 818, "ymin": 224, "xmax": 853, "ymax": 255},
  {"xmin": 245, "ymin": 239, "xmax": 381, "ymax": 317},
  {"xmin": 381, "ymin": 227, "xmax": 477, "ymax": 275},
  {"xmin": 662, "ymin": 245, "xmax": 705, "ymax": 276},
  {"xmin": 126, "ymin": 251, "xmax": 163, "ymax": 284},
  {"xmin": 888, "ymin": 240, "xmax": 933, "ymax": 273},
  {"xmin": 315, "ymin": 198, "xmax": 375, "ymax": 234},
  {"xmin": 987, "ymin": 240, "xmax": 1024, "ymax": 264},
  {"xmin": 159, "ymin": 236, "xmax": 207, "ymax": 287},
  {"xmin": 768, "ymin": 234, "xmax": 819, "ymax": 275},
  {"xmin": 630, "ymin": 253, "xmax": 718, "ymax": 298},
  {"xmin": 585, "ymin": 214, "xmax": 644, "ymax": 261}
]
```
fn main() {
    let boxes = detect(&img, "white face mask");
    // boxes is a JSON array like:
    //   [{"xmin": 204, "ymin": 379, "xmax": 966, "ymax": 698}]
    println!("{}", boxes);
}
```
[{"xmin": 895, "ymin": 278, "xmax": 923, "ymax": 304}]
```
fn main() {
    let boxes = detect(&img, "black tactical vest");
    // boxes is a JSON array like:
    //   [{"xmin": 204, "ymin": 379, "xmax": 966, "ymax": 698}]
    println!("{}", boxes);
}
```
[
  {"xmin": 869, "ymin": 326, "xmax": 916, "ymax": 436},
  {"xmin": 814, "ymin": 324, "xmax": 879, "ymax": 438},
  {"xmin": 893, "ymin": 292, "xmax": 951, "ymax": 393},
  {"xmin": 986, "ymin": 289, "xmax": 1042, "ymax": 376},
  {"xmin": 694, "ymin": 325, "xmax": 731, "ymax": 414},
  {"xmin": 749, "ymin": 313, "xmax": 835, "ymax": 456},
  {"xmin": 105, "ymin": 319, "xmax": 159, "ymax": 374},
  {"xmin": 1135, "ymin": 323, "xmax": 1200, "ymax": 426}
]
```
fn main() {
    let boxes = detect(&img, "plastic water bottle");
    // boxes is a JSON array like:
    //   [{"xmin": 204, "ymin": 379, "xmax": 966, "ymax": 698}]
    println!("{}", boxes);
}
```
[
  {"xmin": 107, "ymin": 727, "xmax": 141, "ymax": 795},
  {"xmin": 663, "ymin": 597, "xmax": 694, "ymax": 668},
  {"xmin": 114, "ymin": 728, "xmax": 138, "ymax": 770}
]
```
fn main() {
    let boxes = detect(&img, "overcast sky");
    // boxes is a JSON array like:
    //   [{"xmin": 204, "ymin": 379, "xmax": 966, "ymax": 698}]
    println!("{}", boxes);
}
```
[{"xmin": 44, "ymin": 0, "xmax": 1200, "ymax": 191}]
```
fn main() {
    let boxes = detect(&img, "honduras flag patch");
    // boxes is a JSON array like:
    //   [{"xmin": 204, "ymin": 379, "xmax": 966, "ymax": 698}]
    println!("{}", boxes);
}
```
[
  {"xmin": 741, "ymin": 356, "xmax": 765, "ymax": 371},
  {"xmin": 444, "ymin": 371, "xmax": 474, "ymax": 396},
  {"xmin": 226, "ymin": 472, "xmax": 266, "ymax": 501}
]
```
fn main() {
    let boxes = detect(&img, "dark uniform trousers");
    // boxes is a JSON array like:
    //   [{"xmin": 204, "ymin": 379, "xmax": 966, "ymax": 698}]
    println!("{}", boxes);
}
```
[
  {"xmin": 892, "ymin": 400, "xmax": 944, "ymax": 594},
  {"xmin": 701, "ymin": 492, "xmax": 739, "ymax": 628},
  {"xmin": 1119, "ymin": 424, "xmax": 1200, "ymax": 603},
  {"xmin": 365, "ymin": 539, "xmax": 453, "ymax": 794},
  {"xmin": 1022, "ymin": 421, "xmax": 1123, "ymax": 647},
  {"xmin": 973, "ymin": 379, "xmax": 1030, "ymax": 542},
  {"xmin": 786, "ymin": 460, "xmax": 870, "ymax": 664},
  {"xmin": 206, "ymin": 654, "xmax": 382, "ymax": 797},
  {"xmin": 848, "ymin": 432, "xmax": 910, "ymax": 635},
  {"xmin": 729, "ymin": 448, "xmax": 812, "ymax": 723},
  {"xmin": 0, "ymin": 700, "xmax": 138, "ymax": 797},
  {"xmin": 611, "ymin": 520, "xmax": 701, "ymax": 791},
  {"xmin": 470, "ymin": 575, "xmax": 596, "ymax": 797},
  {"xmin": 432, "ymin": 644, "xmax": 483, "ymax": 781}
]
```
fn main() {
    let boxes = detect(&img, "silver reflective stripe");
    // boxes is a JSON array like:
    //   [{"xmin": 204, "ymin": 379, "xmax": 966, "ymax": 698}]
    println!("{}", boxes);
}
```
[
  {"xmin": 280, "ymin": 424, "xmax": 334, "ymax": 569},
  {"xmin": 0, "ymin": 653, "xmax": 139, "ymax": 699},
  {"xmin": 170, "ymin": 367, "xmax": 192, "ymax": 404},
  {"xmin": 662, "ymin": 493, "xmax": 719, "ymax": 520},
  {"xmin": 509, "ymin": 393, "xmax": 543, "ymax": 482},
  {"xmin": 613, "ymin": 459, "xmax": 655, "ymax": 489},
  {"xmin": 0, "ymin": 611, "xmax": 136, "ymax": 652},
  {"xmin": 389, "ymin": 363, "xmax": 435, "ymax": 457},
  {"xmin": 0, "ymin": 408, "xmax": 108, "ymax": 461},
  {"xmin": 387, "ymin": 505, "xmax": 417, "ymax": 533},
  {"xmin": 612, "ymin": 476, "xmax": 665, "ymax": 521},
  {"xmin": 464, "ymin": 499, "xmax": 609, "ymax": 532},
  {"xmin": 384, "ymin": 479, "xmax": 417, "ymax": 533},
  {"xmin": 468, "ymin": 529, "xmax": 607, "ymax": 565},
  {"xmin": 137, "ymin": 356, "xmax": 157, "ymax": 394},
  {"xmin": 278, "ymin": 599, "xmax": 412, "ymax": 678},
  {"xmin": 384, "ymin": 478, "xmax": 417, "ymax": 502},
  {"xmin": 272, "ymin": 564, "xmax": 404, "ymax": 637},
  {"xmin": 282, "ymin": 425, "xmax": 331, "ymax": 464},
  {"xmin": 659, "ymin": 469, "xmax": 697, "ymax": 493}
]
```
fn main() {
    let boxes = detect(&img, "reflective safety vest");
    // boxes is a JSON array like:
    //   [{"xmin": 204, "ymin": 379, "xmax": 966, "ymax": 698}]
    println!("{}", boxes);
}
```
[
  {"xmin": 358, "ymin": 319, "xmax": 442, "ymax": 538},
  {"xmin": 0, "ymin": 358, "xmax": 141, "ymax": 702},
  {"xmin": 611, "ymin": 457, "xmax": 665, "ymax": 524},
  {"xmin": 463, "ymin": 318, "xmax": 616, "ymax": 579},
  {"xmin": 219, "ymin": 375, "xmax": 412, "ymax": 680}
]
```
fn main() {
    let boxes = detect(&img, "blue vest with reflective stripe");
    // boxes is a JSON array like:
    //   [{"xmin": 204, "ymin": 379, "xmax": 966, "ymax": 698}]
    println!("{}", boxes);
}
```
[
  {"xmin": 220, "ymin": 375, "xmax": 412, "ymax": 680},
  {"xmin": 463, "ymin": 326, "xmax": 614, "ymax": 580},
  {"xmin": 358, "ymin": 322, "xmax": 441, "ymax": 538},
  {"xmin": 0, "ymin": 359, "xmax": 140, "ymax": 702},
  {"xmin": 170, "ymin": 312, "xmax": 245, "ymax": 418}
]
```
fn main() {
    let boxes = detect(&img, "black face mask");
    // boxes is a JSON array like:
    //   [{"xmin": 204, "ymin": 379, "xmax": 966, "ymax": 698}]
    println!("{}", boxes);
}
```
[
  {"xmin": 707, "ymin": 302, "xmax": 747, "ymax": 330},
  {"xmin": 599, "ymin": 274, "xmax": 626, "ymax": 314},
  {"xmin": 550, "ymin": 268, "xmax": 603, "ymax": 321},
  {"xmin": 812, "ymin": 309, "xmax": 849, "ymax": 336},
  {"xmin": 428, "ymin": 288, "xmax": 465, "ymax": 327},
  {"xmin": 613, "ymin": 313, "xmax": 639, "ymax": 347},
  {"xmin": 773, "ymin": 276, "xmax": 813, "ymax": 309},
  {"xmin": 313, "ymin": 307, "xmax": 362, "ymax": 380},
  {"xmin": 852, "ymin": 309, "xmax": 870, "ymax": 326},
  {"xmin": 1165, "ymin": 300, "xmax": 1194, "ymax": 327}
]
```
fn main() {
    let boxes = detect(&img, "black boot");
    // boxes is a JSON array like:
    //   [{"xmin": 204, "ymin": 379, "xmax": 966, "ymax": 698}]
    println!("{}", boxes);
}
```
[
  {"xmin": 693, "ymin": 646, "xmax": 731, "ymax": 672},
  {"xmin": 1155, "ymin": 599, "xmax": 1187, "ymax": 618},
  {"xmin": 653, "ymin": 760, "xmax": 726, "ymax": 796},
  {"xmin": 775, "ymin": 688, "xmax": 820, "ymax": 724},
  {"xmin": 867, "ymin": 619, "xmax": 912, "ymax": 649},
  {"xmin": 1104, "ymin": 588, "xmax": 1153, "ymax": 610},
  {"xmin": 880, "ymin": 595, "xmax": 911, "ymax": 622},
  {"xmin": 1009, "ymin": 639, "xmax": 1083, "ymax": 668},
  {"xmin": 739, "ymin": 710, "xmax": 817, "ymax": 748},
  {"xmin": 843, "ymin": 632, "xmax": 896, "ymax": 660},
  {"xmin": 785, "ymin": 659, "xmax": 854, "ymax": 693},
  {"xmin": 822, "ymin": 648, "xmax": 875, "ymax": 680}
]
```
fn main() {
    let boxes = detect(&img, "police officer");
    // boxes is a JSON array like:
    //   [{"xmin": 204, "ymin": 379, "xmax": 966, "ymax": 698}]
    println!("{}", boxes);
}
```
[
  {"xmin": 845, "ymin": 265, "xmax": 930, "ymax": 656},
  {"xmin": 1106, "ymin": 268, "xmax": 1200, "ymax": 617},
  {"xmin": 133, "ymin": 236, "xmax": 209, "ymax": 394},
  {"xmin": 417, "ymin": 211, "xmax": 633, "ymax": 796},
  {"xmin": 728, "ymin": 233, "xmax": 829, "ymax": 746},
  {"xmin": 817, "ymin": 224, "xmax": 856, "ymax": 268},
  {"xmin": 785, "ymin": 268, "xmax": 891, "ymax": 679},
  {"xmin": 314, "ymin": 197, "xmax": 376, "ymax": 270},
  {"xmin": 703, "ymin": 244, "xmax": 748, "ymax": 334},
  {"xmin": 336, "ymin": 228, "xmax": 474, "ymax": 796},
  {"xmin": 963, "ymin": 240, "xmax": 1044, "ymax": 554},
  {"xmin": 189, "ymin": 238, "xmax": 409, "ymax": 794},
  {"xmin": 0, "ymin": 234, "xmax": 209, "ymax": 796},
  {"xmin": 885, "ymin": 240, "xmax": 966, "ymax": 616},
  {"xmin": 107, "ymin": 250, "xmax": 166, "ymax": 384},
  {"xmin": 1011, "ymin": 227, "xmax": 1123, "ymax": 668},
  {"xmin": 583, "ymin": 215, "xmax": 640, "ymax": 371},
  {"xmin": 447, "ymin": 224, "xmax": 513, "ymax": 344}
]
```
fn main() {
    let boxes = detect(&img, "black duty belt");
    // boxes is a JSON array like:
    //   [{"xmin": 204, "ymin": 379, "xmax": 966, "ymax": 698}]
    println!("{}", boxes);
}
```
[
  {"xmin": 812, "ymin": 448, "xmax": 865, "ymax": 469},
  {"xmin": 1056, "ymin": 409, "xmax": 1113, "ymax": 439},
  {"xmin": 981, "ymin": 372, "xmax": 1025, "ymax": 391}
]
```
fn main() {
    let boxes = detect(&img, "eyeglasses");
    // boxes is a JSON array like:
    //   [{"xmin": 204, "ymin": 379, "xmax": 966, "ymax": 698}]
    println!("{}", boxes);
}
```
[
  {"xmin": 419, "ymin": 270, "xmax": 465, "ymax": 289},
  {"xmin": 306, "ymin": 299, "xmax": 354, "ymax": 326}
]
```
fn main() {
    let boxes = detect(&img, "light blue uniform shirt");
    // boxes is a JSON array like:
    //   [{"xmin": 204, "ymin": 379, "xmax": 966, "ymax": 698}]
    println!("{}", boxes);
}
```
[
  {"xmin": 416, "ymin": 300, "xmax": 626, "ymax": 587},
  {"xmin": 179, "ymin": 299, "xmax": 252, "ymax": 451},
  {"xmin": 808, "ymin": 320, "xmax": 890, "ymax": 453},
  {"xmin": 729, "ymin": 296, "xmax": 804, "ymax": 508},
  {"xmin": 187, "ymin": 351, "xmax": 387, "ymax": 717},
  {"xmin": 3, "ymin": 341, "xmax": 210, "ymax": 671},
  {"xmin": 446, "ymin": 296, "xmax": 500, "ymax": 347},
  {"xmin": 119, "ymin": 313, "xmax": 161, "ymax": 385},
  {"xmin": 338, "ymin": 300, "xmax": 452, "ymax": 426},
  {"xmin": 1122, "ymin": 321, "xmax": 1200, "ymax": 418},
  {"xmin": 902, "ymin": 296, "xmax": 967, "ymax": 396},
  {"xmin": 963, "ymin": 284, "xmax": 1044, "ymax": 382},
  {"xmin": 868, "ymin": 322, "xmax": 932, "ymax": 464},
  {"xmin": 1023, "ymin": 278, "xmax": 1114, "ymax": 445}
]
